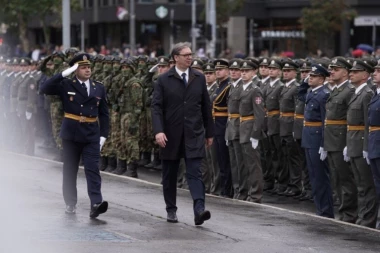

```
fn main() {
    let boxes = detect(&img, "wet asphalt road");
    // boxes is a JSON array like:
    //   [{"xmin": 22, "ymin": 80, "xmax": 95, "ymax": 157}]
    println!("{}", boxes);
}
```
[{"xmin": 1, "ymin": 150, "xmax": 380, "ymax": 253}]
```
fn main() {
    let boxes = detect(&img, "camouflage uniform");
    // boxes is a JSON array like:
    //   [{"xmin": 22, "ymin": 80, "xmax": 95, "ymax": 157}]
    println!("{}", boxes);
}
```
[{"xmin": 92, "ymin": 55, "xmax": 105, "ymax": 81}]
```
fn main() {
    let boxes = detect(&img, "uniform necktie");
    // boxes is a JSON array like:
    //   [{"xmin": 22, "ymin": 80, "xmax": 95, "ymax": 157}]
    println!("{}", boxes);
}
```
[
  {"xmin": 182, "ymin": 73, "xmax": 187, "ymax": 87},
  {"xmin": 82, "ymin": 82, "xmax": 88, "ymax": 96}
]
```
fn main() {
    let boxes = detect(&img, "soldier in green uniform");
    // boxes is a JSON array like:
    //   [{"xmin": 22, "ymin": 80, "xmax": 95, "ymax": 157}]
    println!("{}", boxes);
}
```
[
  {"xmin": 239, "ymin": 60, "xmax": 265, "ymax": 202},
  {"xmin": 346, "ymin": 60, "xmax": 378, "ymax": 228},
  {"xmin": 114, "ymin": 59, "xmax": 144, "ymax": 177},
  {"xmin": 191, "ymin": 59, "xmax": 204, "ymax": 73},
  {"xmin": 92, "ymin": 55, "xmax": 105, "ymax": 81},
  {"xmin": 225, "ymin": 58, "xmax": 244, "ymax": 199},
  {"xmin": 324, "ymin": 57, "xmax": 358, "ymax": 222},
  {"xmin": 265, "ymin": 59, "xmax": 285, "ymax": 194},
  {"xmin": 279, "ymin": 59, "xmax": 302, "ymax": 196}
]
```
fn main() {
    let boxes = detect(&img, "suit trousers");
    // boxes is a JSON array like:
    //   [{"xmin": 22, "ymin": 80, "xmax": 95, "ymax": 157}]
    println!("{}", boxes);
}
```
[
  {"xmin": 351, "ymin": 156, "xmax": 378, "ymax": 228},
  {"xmin": 62, "ymin": 139, "xmax": 103, "ymax": 206},
  {"xmin": 305, "ymin": 148, "xmax": 334, "ymax": 218},
  {"xmin": 228, "ymin": 140, "xmax": 245, "ymax": 199},
  {"xmin": 370, "ymin": 158, "xmax": 380, "ymax": 202},
  {"xmin": 201, "ymin": 153, "xmax": 212, "ymax": 193},
  {"xmin": 162, "ymin": 158, "xmax": 205, "ymax": 215},
  {"xmin": 327, "ymin": 151, "xmax": 358, "ymax": 223},
  {"xmin": 214, "ymin": 135, "xmax": 232, "ymax": 196},
  {"xmin": 241, "ymin": 142, "xmax": 263, "ymax": 203},
  {"xmin": 281, "ymin": 135, "xmax": 301, "ymax": 191},
  {"xmin": 268, "ymin": 134, "xmax": 283, "ymax": 190}
]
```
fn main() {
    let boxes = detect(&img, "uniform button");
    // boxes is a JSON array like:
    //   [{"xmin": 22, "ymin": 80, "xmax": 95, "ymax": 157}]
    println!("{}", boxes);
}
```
[
  {"xmin": 184, "ymin": 117, "xmax": 187, "ymax": 119},
  {"xmin": 81, "ymin": 105, "xmax": 83, "ymax": 107},
  {"xmin": 80, "ymin": 113, "xmax": 82, "ymax": 115},
  {"xmin": 184, "ymin": 101, "xmax": 187, "ymax": 104}
]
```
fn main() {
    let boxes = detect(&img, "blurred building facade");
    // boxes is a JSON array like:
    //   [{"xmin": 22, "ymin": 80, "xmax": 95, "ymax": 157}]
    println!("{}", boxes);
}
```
[{"xmin": 24, "ymin": 0, "xmax": 380, "ymax": 57}]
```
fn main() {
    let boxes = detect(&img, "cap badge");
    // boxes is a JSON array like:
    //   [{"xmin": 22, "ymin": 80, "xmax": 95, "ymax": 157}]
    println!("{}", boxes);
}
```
[
  {"xmin": 353, "ymin": 61, "xmax": 357, "ymax": 66},
  {"xmin": 207, "ymin": 65, "xmax": 210, "ymax": 70},
  {"xmin": 233, "ymin": 61, "xmax": 237, "ymax": 66},
  {"xmin": 160, "ymin": 58, "xmax": 164, "ymax": 63},
  {"xmin": 378, "ymin": 59, "xmax": 380, "ymax": 65},
  {"xmin": 285, "ymin": 63, "xmax": 289, "ymax": 67},
  {"xmin": 83, "ymin": 55, "xmax": 87, "ymax": 61},
  {"xmin": 312, "ymin": 66, "xmax": 317, "ymax": 72},
  {"xmin": 263, "ymin": 59, "xmax": 267, "ymax": 63},
  {"xmin": 193, "ymin": 61, "xmax": 197, "ymax": 65},
  {"xmin": 217, "ymin": 62, "xmax": 220, "ymax": 66},
  {"xmin": 243, "ymin": 62, "xmax": 247, "ymax": 67},
  {"xmin": 303, "ymin": 63, "xmax": 307, "ymax": 68},
  {"xmin": 21, "ymin": 59, "xmax": 25, "ymax": 63},
  {"xmin": 271, "ymin": 60, "xmax": 275, "ymax": 65},
  {"xmin": 332, "ymin": 58, "xmax": 338, "ymax": 64}
]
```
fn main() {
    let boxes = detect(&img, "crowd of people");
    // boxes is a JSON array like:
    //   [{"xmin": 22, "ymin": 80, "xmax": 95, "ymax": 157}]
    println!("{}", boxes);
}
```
[{"xmin": 1, "ymin": 44, "xmax": 380, "ymax": 228}]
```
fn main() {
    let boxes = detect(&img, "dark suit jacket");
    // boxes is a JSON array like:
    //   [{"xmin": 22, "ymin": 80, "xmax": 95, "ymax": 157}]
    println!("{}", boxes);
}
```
[
  {"xmin": 40, "ymin": 73, "xmax": 109, "ymax": 143},
  {"xmin": 151, "ymin": 67, "xmax": 214, "ymax": 160},
  {"xmin": 346, "ymin": 85, "xmax": 373, "ymax": 157}
]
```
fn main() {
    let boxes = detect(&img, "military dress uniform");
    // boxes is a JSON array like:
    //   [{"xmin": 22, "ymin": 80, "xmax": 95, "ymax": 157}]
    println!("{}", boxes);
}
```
[
  {"xmin": 213, "ymin": 59, "xmax": 232, "ymax": 197},
  {"xmin": 40, "ymin": 53, "xmax": 110, "ymax": 217},
  {"xmin": 346, "ymin": 60, "xmax": 378, "ymax": 228},
  {"xmin": 238, "ymin": 60, "xmax": 265, "ymax": 202},
  {"xmin": 225, "ymin": 59, "xmax": 244, "ymax": 199},
  {"xmin": 368, "ymin": 60, "xmax": 380, "ymax": 218},
  {"xmin": 301, "ymin": 64, "xmax": 334, "ymax": 218},
  {"xmin": 265, "ymin": 59, "xmax": 285, "ymax": 193},
  {"xmin": 324, "ymin": 57, "xmax": 358, "ymax": 223},
  {"xmin": 279, "ymin": 60, "xmax": 302, "ymax": 196}
]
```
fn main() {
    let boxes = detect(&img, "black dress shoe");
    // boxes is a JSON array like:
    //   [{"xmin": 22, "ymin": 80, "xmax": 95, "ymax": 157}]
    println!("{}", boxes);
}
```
[
  {"xmin": 167, "ymin": 212, "xmax": 178, "ymax": 223},
  {"xmin": 277, "ymin": 188, "xmax": 289, "ymax": 196},
  {"xmin": 65, "ymin": 205, "xmax": 76, "ymax": 214},
  {"xmin": 299, "ymin": 194, "xmax": 312, "ymax": 201},
  {"xmin": 90, "ymin": 201, "xmax": 108, "ymax": 218},
  {"xmin": 285, "ymin": 189, "xmax": 302, "ymax": 197},
  {"xmin": 194, "ymin": 210, "xmax": 211, "ymax": 226},
  {"xmin": 293, "ymin": 191, "xmax": 306, "ymax": 199}
]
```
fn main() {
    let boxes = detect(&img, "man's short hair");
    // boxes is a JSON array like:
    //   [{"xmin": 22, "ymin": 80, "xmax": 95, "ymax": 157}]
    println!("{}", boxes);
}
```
[{"xmin": 171, "ymin": 42, "xmax": 192, "ymax": 58}]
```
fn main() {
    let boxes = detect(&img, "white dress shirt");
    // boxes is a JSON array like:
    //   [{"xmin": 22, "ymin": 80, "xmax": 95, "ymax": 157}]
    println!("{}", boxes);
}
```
[{"xmin": 175, "ymin": 66, "xmax": 189, "ymax": 83}]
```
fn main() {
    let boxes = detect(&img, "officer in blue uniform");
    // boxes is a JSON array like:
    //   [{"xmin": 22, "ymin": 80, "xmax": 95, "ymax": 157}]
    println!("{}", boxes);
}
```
[
  {"xmin": 300, "ymin": 64, "xmax": 334, "ymax": 218},
  {"xmin": 40, "ymin": 53, "xmax": 110, "ymax": 218}
]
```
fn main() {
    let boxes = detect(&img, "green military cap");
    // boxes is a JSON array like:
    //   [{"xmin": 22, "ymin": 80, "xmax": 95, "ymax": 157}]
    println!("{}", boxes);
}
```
[
  {"xmin": 200, "ymin": 57, "xmax": 209, "ymax": 64},
  {"xmin": 203, "ymin": 63, "xmax": 215, "ymax": 73},
  {"xmin": 138, "ymin": 55, "xmax": 149, "ymax": 62},
  {"xmin": 214, "ymin": 58, "xmax": 229, "ymax": 69},
  {"xmin": 229, "ymin": 58, "xmax": 242, "ymax": 69},
  {"xmin": 51, "ymin": 51, "xmax": 65, "ymax": 59},
  {"xmin": 157, "ymin": 56, "xmax": 169, "ymax": 66},
  {"xmin": 375, "ymin": 59, "xmax": 380, "ymax": 69},
  {"xmin": 282, "ymin": 58, "xmax": 299, "ymax": 70},
  {"xmin": 0, "ymin": 56, "xmax": 5, "ymax": 63},
  {"xmin": 268, "ymin": 58, "xmax": 282, "ymax": 69},
  {"xmin": 12, "ymin": 57, "xmax": 20, "ymax": 65},
  {"xmin": 104, "ymin": 56, "xmax": 114, "ymax": 62},
  {"xmin": 246, "ymin": 57, "xmax": 260, "ymax": 68},
  {"xmin": 65, "ymin": 47, "xmax": 79, "ymax": 55},
  {"xmin": 350, "ymin": 59, "xmax": 374, "ymax": 73},
  {"xmin": 191, "ymin": 59, "xmax": 204, "ymax": 70},
  {"xmin": 329, "ymin": 56, "xmax": 352, "ymax": 70},
  {"xmin": 112, "ymin": 56, "xmax": 122, "ymax": 63},
  {"xmin": 169, "ymin": 56, "xmax": 175, "ymax": 64},
  {"xmin": 298, "ymin": 59, "xmax": 312, "ymax": 71},
  {"xmin": 259, "ymin": 57, "xmax": 270, "ymax": 66},
  {"xmin": 94, "ymin": 54, "xmax": 105, "ymax": 62},
  {"xmin": 148, "ymin": 57, "xmax": 158, "ymax": 65},
  {"xmin": 362, "ymin": 57, "xmax": 377, "ymax": 68},
  {"xmin": 240, "ymin": 60, "xmax": 257, "ymax": 70}
]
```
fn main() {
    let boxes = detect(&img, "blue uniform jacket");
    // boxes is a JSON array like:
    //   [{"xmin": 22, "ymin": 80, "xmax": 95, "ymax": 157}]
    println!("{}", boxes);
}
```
[
  {"xmin": 368, "ymin": 91, "xmax": 380, "ymax": 159},
  {"xmin": 40, "ymin": 73, "xmax": 109, "ymax": 143},
  {"xmin": 301, "ymin": 84, "xmax": 330, "ymax": 149}
]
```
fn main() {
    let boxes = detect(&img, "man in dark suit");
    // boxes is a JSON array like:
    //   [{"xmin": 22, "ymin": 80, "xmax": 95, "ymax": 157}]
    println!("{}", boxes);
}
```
[
  {"xmin": 151, "ymin": 42, "xmax": 214, "ymax": 226},
  {"xmin": 40, "ymin": 53, "xmax": 109, "ymax": 218},
  {"xmin": 300, "ymin": 64, "xmax": 334, "ymax": 218}
]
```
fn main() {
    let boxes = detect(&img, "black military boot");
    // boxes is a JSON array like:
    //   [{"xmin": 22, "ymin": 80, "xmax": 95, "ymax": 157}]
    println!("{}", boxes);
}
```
[
  {"xmin": 125, "ymin": 162, "xmax": 138, "ymax": 178},
  {"xmin": 104, "ymin": 156, "xmax": 117, "ymax": 172},
  {"xmin": 113, "ymin": 159, "xmax": 127, "ymax": 175},
  {"xmin": 99, "ymin": 156, "xmax": 108, "ymax": 171},
  {"xmin": 145, "ymin": 152, "xmax": 159, "ymax": 168},
  {"xmin": 137, "ymin": 152, "xmax": 151, "ymax": 167}
]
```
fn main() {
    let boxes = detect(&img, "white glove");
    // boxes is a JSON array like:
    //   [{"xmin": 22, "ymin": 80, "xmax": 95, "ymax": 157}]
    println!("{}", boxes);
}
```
[
  {"xmin": 304, "ymin": 74, "xmax": 310, "ymax": 83},
  {"xmin": 149, "ymin": 63, "xmax": 159, "ymax": 73},
  {"xmin": 62, "ymin": 63, "xmax": 78, "ymax": 77},
  {"xmin": 26, "ymin": 112, "xmax": 32, "ymax": 120},
  {"xmin": 226, "ymin": 140, "xmax": 229, "ymax": 146},
  {"xmin": 100, "ymin": 136, "xmax": 106, "ymax": 151},
  {"xmin": 343, "ymin": 146, "xmax": 350, "ymax": 162},
  {"xmin": 250, "ymin": 138, "xmax": 259, "ymax": 149},
  {"xmin": 319, "ymin": 147, "xmax": 327, "ymax": 161},
  {"xmin": 363, "ymin": 151, "xmax": 370, "ymax": 165}
]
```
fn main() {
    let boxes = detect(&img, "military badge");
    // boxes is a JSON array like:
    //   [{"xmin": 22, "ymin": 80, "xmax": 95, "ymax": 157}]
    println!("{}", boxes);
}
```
[
  {"xmin": 263, "ymin": 59, "xmax": 267, "ymax": 64},
  {"xmin": 207, "ymin": 65, "xmax": 210, "ymax": 70},
  {"xmin": 255, "ymin": 97, "xmax": 262, "ymax": 104},
  {"xmin": 332, "ymin": 58, "xmax": 338, "ymax": 64},
  {"xmin": 243, "ymin": 62, "xmax": 247, "ymax": 67},
  {"xmin": 83, "ymin": 55, "xmax": 87, "ymax": 61},
  {"xmin": 353, "ymin": 61, "xmax": 357, "ymax": 66},
  {"xmin": 193, "ymin": 61, "xmax": 198, "ymax": 65},
  {"xmin": 303, "ymin": 63, "xmax": 307, "ymax": 68},
  {"xmin": 285, "ymin": 63, "xmax": 289, "ymax": 67},
  {"xmin": 233, "ymin": 61, "xmax": 238, "ymax": 66},
  {"xmin": 312, "ymin": 66, "xmax": 317, "ymax": 71},
  {"xmin": 160, "ymin": 58, "xmax": 164, "ymax": 63},
  {"xmin": 271, "ymin": 60, "xmax": 275, "ymax": 65},
  {"xmin": 217, "ymin": 62, "xmax": 220, "ymax": 66}
]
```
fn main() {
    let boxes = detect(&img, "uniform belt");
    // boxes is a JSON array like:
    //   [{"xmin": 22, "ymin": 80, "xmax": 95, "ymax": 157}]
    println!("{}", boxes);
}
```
[
  {"xmin": 213, "ymin": 112, "xmax": 228, "ymax": 117},
  {"xmin": 64, "ymin": 113, "xmax": 98, "ymax": 123},
  {"xmin": 294, "ymin": 114, "xmax": 304, "ymax": 119},
  {"xmin": 228, "ymin": 113, "xmax": 240, "ymax": 119},
  {"xmin": 267, "ymin": 110, "xmax": 280, "ymax": 116},
  {"xmin": 213, "ymin": 106, "xmax": 228, "ymax": 110},
  {"xmin": 369, "ymin": 126, "xmax": 380, "ymax": 132},
  {"xmin": 240, "ymin": 115, "xmax": 255, "ymax": 123},
  {"xmin": 347, "ymin": 125, "xmax": 365, "ymax": 131},
  {"xmin": 303, "ymin": 121, "xmax": 322, "ymax": 127},
  {"xmin": 325, "ymin": 119, "xmax": 347, "ymax": 125},
  {"xmin": 280, "ymin": 112, "xmax": 294, "ymax": 117}
]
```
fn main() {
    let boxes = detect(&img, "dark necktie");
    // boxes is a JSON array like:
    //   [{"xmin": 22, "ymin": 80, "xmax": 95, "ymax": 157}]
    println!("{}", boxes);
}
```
[
  {"xmin": 182, "ymin": 73, "xmax": 187, "ymax": 87},
  {"xmin": 82, "ymin": 82, "xmax": 88, "ymax": 96}
]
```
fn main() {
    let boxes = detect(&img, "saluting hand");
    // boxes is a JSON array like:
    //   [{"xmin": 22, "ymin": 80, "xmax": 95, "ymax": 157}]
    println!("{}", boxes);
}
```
[{"xmin": 156, "ymin": 133, "xmax": 168, "ymax": 148}]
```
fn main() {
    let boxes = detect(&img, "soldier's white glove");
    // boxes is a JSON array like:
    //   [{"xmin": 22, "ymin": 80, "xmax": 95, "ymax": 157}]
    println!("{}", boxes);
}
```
[
  {"xmin": 319, "ymin": 147, "xmax": 327, "ymax": 161},
  {"xmin": 343, "ymin": 146, "xmax": 350, "ymax": 162},
  {"xmin": 250, "ymin": 138, "xmax": 259, "ymax": 149},
  {"xmin": 149, "ymin": 63, "xmax": 159, "ymax": 73},
  {"xmin": 100, "ymin": 136, "xmax": 106, "ymax": 151},
  {"xmin": 26, "ymin": 112, "xmax": 32, "ymax": 120},
  {"xmin": 62, "ymin": 63, "xmax": 78, "ymax": 77},
  {"xmin": 226, "ymin": 140, "xmax": 229, "ymax": 146},
  {"xmin": 363, "ymin": 151, "xmax": 370, "ymax": 165},
  {"xmin": 304, "ymin": 74, "xmax": 310, "ymax": 83}
]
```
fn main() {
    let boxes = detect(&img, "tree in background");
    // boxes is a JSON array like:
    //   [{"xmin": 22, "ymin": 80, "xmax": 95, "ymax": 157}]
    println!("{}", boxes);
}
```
[
  {"xmin": 0, "ymin": 0, "xmax": 80, "ymax": 53},
  {"xmin": 300, "ymin": 0, "xmax": 356, "ymax": 57}
]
